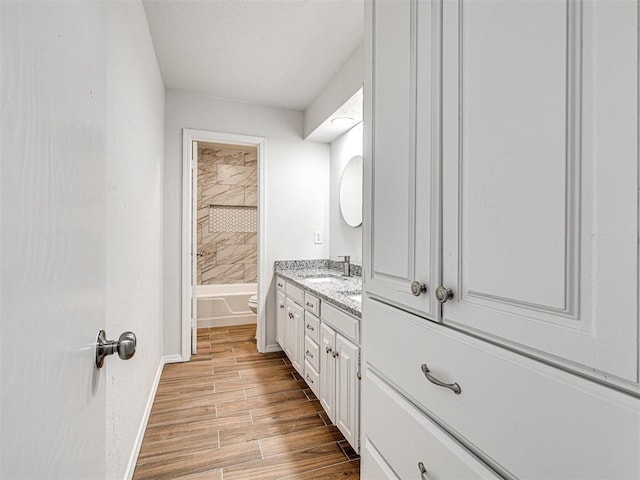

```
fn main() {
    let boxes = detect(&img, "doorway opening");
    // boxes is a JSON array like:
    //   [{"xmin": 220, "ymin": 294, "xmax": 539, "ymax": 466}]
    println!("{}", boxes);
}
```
[{"xmin": 181, "ymin": 129, "xmax": 267, "ymax": 360}]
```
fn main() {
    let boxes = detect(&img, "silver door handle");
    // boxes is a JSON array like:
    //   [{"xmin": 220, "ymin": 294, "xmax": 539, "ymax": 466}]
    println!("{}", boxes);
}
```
[
  {"xmin": 96, "ymin": 330, "xmax": 137, "ymax": 368},
  {"xmin": 418, "ymin": 462, "xmax": 431, "ymax": 480},
  {"xmin": 420, "ymin": 363, "xmax": 461, "ymax": 394}
]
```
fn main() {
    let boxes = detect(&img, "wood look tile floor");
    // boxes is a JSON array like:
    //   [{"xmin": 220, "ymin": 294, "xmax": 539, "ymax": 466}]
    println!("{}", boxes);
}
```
[{"xmin": 133, "ymin": 324, "xmax": 360, "ymax": 480}]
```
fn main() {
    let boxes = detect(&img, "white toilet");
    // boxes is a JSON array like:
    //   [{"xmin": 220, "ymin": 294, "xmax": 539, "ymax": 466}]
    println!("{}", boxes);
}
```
[{"xmin": 248, "ymin": 294, "xmax": 258, "ymax": 313}]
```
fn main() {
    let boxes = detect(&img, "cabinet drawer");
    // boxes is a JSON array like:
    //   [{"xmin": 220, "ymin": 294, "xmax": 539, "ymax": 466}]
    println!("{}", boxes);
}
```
[
  {"xmin": 321, "ymin": 302, "xmax": 358, "ymax": 343},
  {"xmin": 304, "ymin": 336, "xmax": 319, "ymax": 371},
  {"xmin": 364, "ymin": 299, "xmax": 640, "ymax": 479},
  {"xmin": 363, "ymin": 371, "xmax": 498, "ymax": 480},
  {"xmin": 276, "ymin": 275, "xmax": 286, "ymax": 292},
  {"xmin": 286, "ymin": 282, "xmax": 304, "ymax": 306},
  {"xmin": 303, "ymin": 311, "xmax": 319, "ymax": 343},
  {"xmin": 304, "ymin": 291, "xmax": 320, "ymax": 316},
  {"xmin": 304, "ymin": 360, "xmax": 319, "ymax": 398}
]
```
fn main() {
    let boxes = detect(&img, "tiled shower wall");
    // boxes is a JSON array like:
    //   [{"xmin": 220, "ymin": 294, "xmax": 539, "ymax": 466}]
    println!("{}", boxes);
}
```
[{"xmin": 197, "ymin": 142, "xmax": 258, "ymax": 285}]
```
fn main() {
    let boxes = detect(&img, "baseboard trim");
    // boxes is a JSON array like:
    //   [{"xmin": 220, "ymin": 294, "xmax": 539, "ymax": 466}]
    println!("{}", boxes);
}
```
[
  {"xmin": 124, "ymin": 356, "xmax": 165, "ymax": 480},
  {"xmin": 261, "ymin": 342, "xmax": 283, "ymax": 353},
  {"xmin": 163, "ymin": 354, "xmax": 184, "ymax": 364}
]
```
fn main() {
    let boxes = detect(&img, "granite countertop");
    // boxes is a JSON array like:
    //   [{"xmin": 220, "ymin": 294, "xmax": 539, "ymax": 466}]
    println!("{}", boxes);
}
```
[{"xmin": 274, "ymin": 259, "xmax": 362, "ymax": 318}]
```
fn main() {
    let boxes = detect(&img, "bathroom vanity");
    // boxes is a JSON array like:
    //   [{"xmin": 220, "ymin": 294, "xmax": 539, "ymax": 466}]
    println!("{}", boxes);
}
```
[
  {"xmin": 274, "ymin": 260, "xmax": 362, "ymax": 452},
  {"xmin": 362, "ymin": 0, "xmax": 640, "ymax": 478}
]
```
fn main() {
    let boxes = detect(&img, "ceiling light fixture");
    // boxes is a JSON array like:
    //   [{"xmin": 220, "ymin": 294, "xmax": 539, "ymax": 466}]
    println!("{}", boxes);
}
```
[{"xmin": 330, "ymin": 116, "xmax": 354, "ymax": 127}]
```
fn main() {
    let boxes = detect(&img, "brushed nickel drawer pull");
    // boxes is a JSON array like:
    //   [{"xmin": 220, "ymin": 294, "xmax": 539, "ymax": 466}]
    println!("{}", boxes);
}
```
[
  {"xmin": 306, "ymin": 349, "xmax": 314, "ymax": 359},
  {"xmin": 306, "ymin": 323, "xmax": 315, "ymax": 331},
  {"xmin": 418, "ymin": 461, "xmax": 431, "ymax": 480},
  {"xmin": 305, "ymin": 374, "xmax": 314, "ymax": 384},
  {"xmin": 421, "ymin": 364, "xmax": 461, "ymax": 394}
]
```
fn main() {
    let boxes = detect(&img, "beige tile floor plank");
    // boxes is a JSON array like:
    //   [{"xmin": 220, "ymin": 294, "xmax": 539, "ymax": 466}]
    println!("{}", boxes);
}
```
[
  {"xmin": 280, "ymin": 460, "xmax": 361, "ymax": 480},
  {"xmin": 134, "ymin": 324, "xmax": 359, "ymax": 479},
  {"xmin": 221, "ymin": 443, "xmax": 347, "ymax": 480},
  {"xmin": 218, "ymin": 413, "xmax": 328, "ymax": 447}
]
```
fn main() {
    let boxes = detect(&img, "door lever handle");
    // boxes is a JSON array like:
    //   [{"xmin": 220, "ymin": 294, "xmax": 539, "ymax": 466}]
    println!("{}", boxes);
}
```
[{"xmin": 96, "ymin": 330, "xmax": 137, "ymax": 368}]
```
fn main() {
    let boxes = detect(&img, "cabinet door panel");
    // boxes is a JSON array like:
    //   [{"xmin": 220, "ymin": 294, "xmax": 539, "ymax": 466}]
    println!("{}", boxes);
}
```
[
  {"xmin": 442, "ymin": 0, "xmax": 638, "ymax": 382},
  {"xmin": 319, "ymin": 323, "xmax": 336, "ymax": 422},
  {"xmin": 276, "ymin": 291, "xmax": 286, "ymax": 348},
  {"xmin": 286, "ymin": 298, "xmax": 304, "ymax": 375},
  {"xmin": 363, "ymin": 0, "xmax": 437, "ymax": 318},
  {"xmin": 335, "ymin": 334, "xmax": 359, "ymax": 452}
]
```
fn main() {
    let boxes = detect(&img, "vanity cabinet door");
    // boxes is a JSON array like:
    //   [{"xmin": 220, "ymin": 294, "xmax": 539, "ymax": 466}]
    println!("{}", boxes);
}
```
[
  {"xmin": 335, "ymin": 334, "xmax": 359, "ymax": 453},
  {"xmin": 276, "ymin": 291, "xmax": 286, "ymax": 349},
  {"xmin": 440, "ymin": 0, "xmax": 639, "ymax": 383},
  {"xmin": 319, "ymin": 322, "xmax": 336, "ymax": 423},
  {"xmin": 285, "ymin": 298, "xmax": 304, "ymax": 375},
  {"xmin": 363, "ymin": 0, "xmax": 438, "ymax": 319}
]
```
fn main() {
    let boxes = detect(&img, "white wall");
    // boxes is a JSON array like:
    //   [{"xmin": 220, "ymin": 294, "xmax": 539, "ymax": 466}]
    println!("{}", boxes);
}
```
[
  {"xmin": 164, "ymin": 91, "xmax": 330, "ymax": 356},
  {"xmin": 105, "ymin": 2, "xmax": 165, "ymax": 478},
  {"xmin": 0, "ymin": 1, "xmax": 164, "ymax": 478},
  {"xmin": 304, "ymin": 43, "xmax": 364, "ymax": 139},
  {"xmin": 330, "ymin": 122, "xmax": 363, "ymax": 263}
]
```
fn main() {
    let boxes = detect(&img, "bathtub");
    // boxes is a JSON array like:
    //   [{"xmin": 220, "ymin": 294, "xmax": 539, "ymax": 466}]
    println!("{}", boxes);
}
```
[{"xmin": 196, "ymin": 283, "xmax": 257, "ymax": 327}]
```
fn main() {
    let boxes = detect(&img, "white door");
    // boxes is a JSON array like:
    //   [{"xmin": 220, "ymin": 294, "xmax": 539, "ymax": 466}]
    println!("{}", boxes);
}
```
[
  {"xmin": 441, "ymin": 0, "xmax": 639, "ymax": 382},
  {"xmin": 363, "ymin": 0, "xmax": 437, "ymax": 319},
  {"xmin": 191, "ymin": 141, "xmax": 198, "ymax": 354},
  {"xmin": 335, "ymin": 334, "xmax": 359, "ymax": 452},
  {"xmin": 319, "ymin": 323, "xmax": 336, "ymax": 422},
  {"xmin": 1, "ymin": 2, "xmax": 107, "ymax": 477}
]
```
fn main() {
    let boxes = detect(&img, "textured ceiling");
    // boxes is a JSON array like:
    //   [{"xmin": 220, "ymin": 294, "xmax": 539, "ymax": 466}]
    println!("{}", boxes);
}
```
[{"xmin": 142, "ymin": 0, "xmax": 364, "ymax": 111}]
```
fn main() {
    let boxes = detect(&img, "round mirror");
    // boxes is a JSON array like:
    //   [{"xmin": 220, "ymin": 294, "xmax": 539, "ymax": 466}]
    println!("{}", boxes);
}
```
[{"xmin": 339, "ymin": 155, "xmax": 363, "ymax": 227}]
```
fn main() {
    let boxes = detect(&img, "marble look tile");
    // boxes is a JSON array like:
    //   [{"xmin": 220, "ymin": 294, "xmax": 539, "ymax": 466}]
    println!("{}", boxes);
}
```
[
  {"xmin": 202, "ymin": 232, "xmax": 244, "ymax": 248},
  {"xmin": 244, "ymin": 264, "xmax": 257, "ymax": 283},
  {"xmin": 217, "ymin": 245, "xmax": 257, "ymax": 265},
  {"xmin": 244, "ymin": 185, "xmax": 257, "ymax": 206},
  {"xmin": 217, "ymin": 165, "xmax": 255, "ymax": 187},
  {"xmin": 244, "ymin": 233, "xmax": 257, "ymax": 245},
  {"xmin": 202, "ymin": 263, "xmax": 245, "ymax": 284},
  {"xmin": 244, "ymin": 151, "xmax": 257, "ymax": 166},
  {"xmin": 202, "ymin": 184, "xmax": 245, "ymax": 207}
]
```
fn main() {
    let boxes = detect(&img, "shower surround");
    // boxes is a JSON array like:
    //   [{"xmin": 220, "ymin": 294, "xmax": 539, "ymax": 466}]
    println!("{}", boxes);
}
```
[{"xmin": 197, "ymin": 143, "xmax": 257, "ymax": 285}]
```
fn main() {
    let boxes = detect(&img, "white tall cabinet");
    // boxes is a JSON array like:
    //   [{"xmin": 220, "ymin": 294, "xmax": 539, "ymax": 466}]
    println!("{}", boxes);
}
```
[{"xmin": 363, "ymin": 0, "xmax": 640, "ymax": 478}]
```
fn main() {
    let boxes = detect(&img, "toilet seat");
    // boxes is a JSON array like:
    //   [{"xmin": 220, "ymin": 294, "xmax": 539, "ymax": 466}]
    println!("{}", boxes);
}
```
[{"xmin": 248, "ymin": 294, "xmax": 258, "ymax": 313}]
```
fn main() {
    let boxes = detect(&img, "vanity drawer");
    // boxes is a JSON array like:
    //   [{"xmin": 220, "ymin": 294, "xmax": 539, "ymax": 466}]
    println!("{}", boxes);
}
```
[
  {"xmin": 364, "ymin": 299, "xmax": 640, "ymax": 479},
  {"xmin": 276, "ymin": 275, "xmax": 286, "ymax": 292},
  {"xmin": 321, "ymin": 302, "xmax": 358, "ymax": 343},
  {"xmin": 304, "ymin": 336, "xmax": 320, "ymax": 371},
  {"xmin": 304, "ymin": 291, "xmax": 320, "ymax": 316},
  {"xmin": 362, "ymin": 371, "xmax": 498, "ymax": 480},
  {"xmin": 285, "ymin": 282, "xmax": 304, "ymax": 306},
  {"xmin": 304, "ymin": 360, "xmax": 319, "ymax": 398},
  {"xmin": 304, "ymin": 311, "xmax": 320, "ymax": 344}
]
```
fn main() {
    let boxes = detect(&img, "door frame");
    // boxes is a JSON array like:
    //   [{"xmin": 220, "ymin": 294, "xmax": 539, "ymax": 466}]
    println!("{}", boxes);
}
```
[{"xmin": 181, "ymin": 128, "xmax": 267, "ymax": 361}]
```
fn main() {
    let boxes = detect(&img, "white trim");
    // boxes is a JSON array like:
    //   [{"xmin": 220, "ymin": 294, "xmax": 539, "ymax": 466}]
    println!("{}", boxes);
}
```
[
  {"xmin": 163, "ymin": 354, "xmax": 185, "ymax": 365},
  {"xmin": 181, "ymin": 129, "xmax": 268, "ymax": 360},
  {"xmin": 263, "ymin": 343, "xmax": 283, "ymax": 353},
  {"xmin": 124, "ymin": 356, "xmax": 166, "ymax": 480}
]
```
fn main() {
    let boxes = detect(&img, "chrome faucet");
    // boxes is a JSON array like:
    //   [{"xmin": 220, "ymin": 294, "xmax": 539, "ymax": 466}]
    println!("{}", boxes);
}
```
[{"xmin": 338, "ymin": 255, "xmax": 351, "ymax": 276}]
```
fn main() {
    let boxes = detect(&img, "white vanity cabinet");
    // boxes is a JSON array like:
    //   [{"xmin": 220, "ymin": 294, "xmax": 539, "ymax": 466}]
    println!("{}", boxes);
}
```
[
  {"xmin": 319, "ymin": 303, "xmax": 360, "ymax": 452},
  {"xmin": 363, "ymin": 0, "xmax": 640, "ymax": 477}
]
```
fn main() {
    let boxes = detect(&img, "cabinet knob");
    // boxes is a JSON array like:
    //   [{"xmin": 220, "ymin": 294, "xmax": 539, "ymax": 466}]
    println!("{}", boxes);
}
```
[
  {"xmin": 410, "ymin": 281, "xmax": 427, "ymax": 296},
  {"xmin": 435, "ymin": 286, "xmax": 454, "ymax": 304},
  {"xmin": 326, "ymin": 346, "xmax": 333, "ymax": 354}
]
